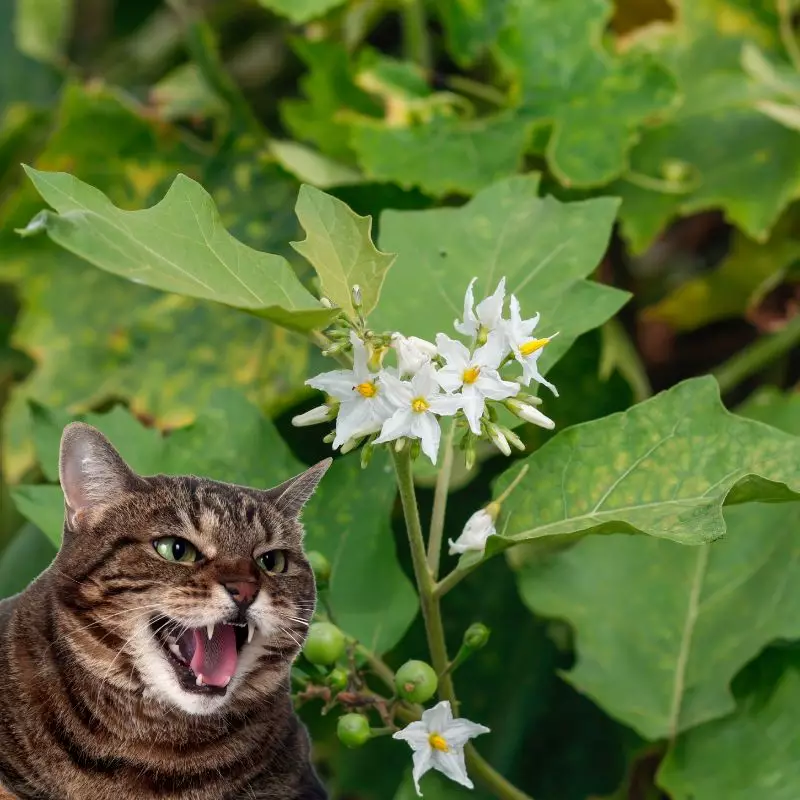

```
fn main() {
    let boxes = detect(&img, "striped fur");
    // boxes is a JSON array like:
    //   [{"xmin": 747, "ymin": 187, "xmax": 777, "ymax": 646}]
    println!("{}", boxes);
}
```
[{"xmin": 0, "ymin": 424, "xmax": 330, "ymax": 799}]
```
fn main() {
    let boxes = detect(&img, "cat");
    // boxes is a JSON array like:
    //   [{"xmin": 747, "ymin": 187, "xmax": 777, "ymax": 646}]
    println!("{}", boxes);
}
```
[{"xmin": 0, "ymin": 421, "xmax": 332, "ymax": 799}]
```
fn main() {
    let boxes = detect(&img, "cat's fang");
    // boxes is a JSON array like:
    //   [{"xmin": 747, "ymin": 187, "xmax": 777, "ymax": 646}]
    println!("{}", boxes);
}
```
[
  {"xmin": 168, "ymin": 643, "xmax": 182, "ymax": 660},
  {"xmin": 196, "ymin": 674, "xmax": 204, "ymax": 686},
  {"xmin": 206, "ymin": 624, "xmax": 214, "ymax": 640},
  {"xmin": 247, "ymin": 624, "xmax": 254, "ymax": 644}
]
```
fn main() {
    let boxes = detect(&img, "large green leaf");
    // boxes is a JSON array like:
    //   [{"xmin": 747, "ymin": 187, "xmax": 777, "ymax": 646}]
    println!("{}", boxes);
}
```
[
  {"xmin": 19, "ymin": 168, "xmax": 333, "ymax": 332},
  {"xmin": 479, "ymin": 376, "xmax": 800, "ymax": 563},
  {"xmin": 12, "ymin": 398, "xmax": 416, "ymax": 654},
  {"xmin": 303, "ymin": 452, "xmax": 418, "ymax": 655},
  {"xmin": 256, "ymin": 0, "xmax": 346, "ymax": 24},
  {"xmin": 494, "ymin": 0, "xmax": 678, "ymax": 187},
  {"xmin": 374, "ymin": 175, "xmax": 628, "ymax": 376},
  {"xmin": 658, "ymin": 665, "xmax": 800, "ymax": 799},
  {"xmin": 437, "ymin": 0, "xmax": 510, "ymax": 67},
  {"xmin": 611, "ymin": 0, "xmax": 800, "ymax": 252},
  {"xmin": 292, "ymin": 184, "xmax": 396, "ymax": 318}
]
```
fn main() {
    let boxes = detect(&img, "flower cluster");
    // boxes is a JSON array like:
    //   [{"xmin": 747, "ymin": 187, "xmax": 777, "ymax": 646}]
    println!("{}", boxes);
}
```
[{"xmin": 295, "ymin": 277, "xmax": 559, "ymax": 467}]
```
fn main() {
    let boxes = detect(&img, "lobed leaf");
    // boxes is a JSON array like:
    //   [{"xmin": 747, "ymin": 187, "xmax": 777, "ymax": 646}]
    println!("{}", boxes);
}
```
[{"xmin": 19, "ymin": 168, "xmax": 334, "ymax": 332}]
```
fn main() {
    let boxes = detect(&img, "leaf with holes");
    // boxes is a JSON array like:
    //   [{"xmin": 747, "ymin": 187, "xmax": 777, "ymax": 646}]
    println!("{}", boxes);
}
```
[
  {"xmin": 18, "ymin": 168, "xmax": 334, "ymax": 332},
  {"xmin": 292, "ymin": 184, "xmax": 395, "ymax": 318},
  {"xmin": 374, "ymin": 175, "xmax": 628, "ymax": 380}
]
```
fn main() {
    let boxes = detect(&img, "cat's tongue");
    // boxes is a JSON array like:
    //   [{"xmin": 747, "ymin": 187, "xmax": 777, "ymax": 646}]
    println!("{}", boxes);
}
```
[{"xmin": 189, "ymin": 624, "xmax": 237, "ymax": 687}]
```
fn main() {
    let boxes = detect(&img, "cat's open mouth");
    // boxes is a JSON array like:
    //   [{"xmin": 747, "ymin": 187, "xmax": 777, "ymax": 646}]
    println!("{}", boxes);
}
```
[{"xmin": 151, "ymin": 616, "xmax": 253, "ymax": 695}]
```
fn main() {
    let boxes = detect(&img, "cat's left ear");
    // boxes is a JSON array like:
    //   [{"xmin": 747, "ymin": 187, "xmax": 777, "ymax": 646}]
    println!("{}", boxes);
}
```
[{"xmin": 266, "ymin": 459, "xmax": 332, "ymax": 518}]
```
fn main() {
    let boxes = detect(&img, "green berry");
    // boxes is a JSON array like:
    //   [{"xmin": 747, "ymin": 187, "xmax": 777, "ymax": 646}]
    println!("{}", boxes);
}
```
[
  {"xmin": 463, "ymin": 623, "xmax": 491, "ymax": 651},
  {"xmin": 395, "ymin": 660, "xmax": 438, "ymax": 703},
  {"xmin": 303, "ymin": 622, "xmax": 345, "ymax": 666},
  {"xmin": 326, "ymin": 667, "xmax": 348, "ymax": 693},
  {"xmin": 306, "ymin": 551, "xmax": 331, "ymax": 587},
  {"xmin": 337, "ymin": 714, "xmax": 371, "ymax": 748}
]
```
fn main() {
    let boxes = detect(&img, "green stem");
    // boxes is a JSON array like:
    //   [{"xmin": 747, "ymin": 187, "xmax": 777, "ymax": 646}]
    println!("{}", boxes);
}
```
[
  {"xmin": 778, "ymin": 0, "xmax": 800, "ymax": 72},
  {"xmin": 402, "ymin": 0, "xmax": 432, "ymax": 71},
  {"xmin": 713, "ymin": 313, "xmax": 800, "ymax": 394},
  {"xmin": 443, "ymin": 75, "xmax": 506, "ymax": 106},
  {"xmin": 392, "ymin": 450, "xmax": 533, "ymax": 800},
  {"xmin": 427, "ymin": 421, "xmax": 455, "ymax": 578}
]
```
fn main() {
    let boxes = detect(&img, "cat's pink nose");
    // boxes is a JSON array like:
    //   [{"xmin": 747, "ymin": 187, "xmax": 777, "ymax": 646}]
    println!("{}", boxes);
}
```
[{"xmin": 224, "ymin": 580, "xmax": 257, "ymax": 606}]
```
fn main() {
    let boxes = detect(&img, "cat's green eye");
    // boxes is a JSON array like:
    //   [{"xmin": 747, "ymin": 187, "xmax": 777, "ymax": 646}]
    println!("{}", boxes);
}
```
[
  {"xmin": 256, "ymin": 550, "xmax": 288, "ymax": 574},
  {"xmin": 153, "ymin": 536, "xmax": 201, "ymax": 564}
]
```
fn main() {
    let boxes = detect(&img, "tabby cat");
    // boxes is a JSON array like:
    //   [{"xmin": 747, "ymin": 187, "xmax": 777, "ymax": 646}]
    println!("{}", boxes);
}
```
[{"xmin": 0, "ymin": 422, "xmax": 331, "ymax": 799}]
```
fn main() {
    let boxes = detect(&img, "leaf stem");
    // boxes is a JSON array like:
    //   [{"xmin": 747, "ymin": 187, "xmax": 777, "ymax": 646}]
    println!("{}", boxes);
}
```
[
  {"xmin": 778, "ymin": 0, "xmax": 800, "ymax": 72},
  {"xmin": 443, "ymin": 75, "xmax": 507, "ymax": 106},
  {"xmin": 402, "ymin": 0, "xmax": 432, "ymax": 71},
  {"xmin": 392, "ymin": 449, "xmax": 533, "ymax": 800},
  {"xmin": 427, "ymin": 421, "xmax": 455, "ymax": 578},
  {"xmin": 713, "ymin": 313, "xmax": 800, "ymax": 394}
]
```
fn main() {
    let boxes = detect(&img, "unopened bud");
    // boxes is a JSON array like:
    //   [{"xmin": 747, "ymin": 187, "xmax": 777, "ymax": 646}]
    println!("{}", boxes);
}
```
[
  {"xmin": 486, "ymin": 423, "xmax": 511, "ymax": 456},
  {"xmin": 409, "ymin": 438, "xmax": 421, "ymax": 460},
  {"xmin": 341, "ymin": 436, "xmax": 364, "ymax": 455},
  {"xmin": 292, "ymin": 404, "xmax": 337, "ymax": 428},
  {"xmin": 463, "ymin": 623, "xmax": 491, "ymax": 651},
  {"xmin": 323, "ymin": 431, "xmax": 336, "ymax": 444},
  {"xmin": 351, "ymin": 285, "xmax": 363, "ymax": 309},
  {"xmin": 360, "ymin": 441, "xmax": 374, "ymax": 469},
  {"xmin": 320, "ymin": 296, "xmax": 335, "ymax": 309},
  {"xmin": 367, "ymin": 343, "xmax": 388, "ymax": 372},
  {"xmin": 498, "ymin": 425, "xmax": 525, "ymax": 452},
  {"xmin": 323, "ymin": 341, "xmax": 348, "ymax": 358},
  {"xmin": 395, "ymin": 437, "xmax": 406, "ymax": 453},
  {"xmin": 464, "ymin": 438, "xmax": 476, "ymax": 471},
  {"xmin": 506, "ymin": 398, "xmax": 555, "ymax": 430}
]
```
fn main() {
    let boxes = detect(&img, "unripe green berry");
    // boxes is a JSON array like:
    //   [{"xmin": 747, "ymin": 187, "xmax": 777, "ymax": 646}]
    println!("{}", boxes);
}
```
[
  {"xmin": 326, "ymin": 667, "xmax": 348, "ymax": 693},
  {"xmin": 395, "ymin": 660, "xmax": 438, "ymax": 703},
  {"xmin": 306, "ymin": 551, "xmax": 331, "ymax": 587},
  {"xmin": 337, "ymin": 713, "xmax": 371, "ymax": 748},
  {"xmin": 303, "ymin": 622, "xmax": 345, "ymax": 666},
  {"xmin": 464, "ymin": 623, "xmax": 491, "ymax": 650}
]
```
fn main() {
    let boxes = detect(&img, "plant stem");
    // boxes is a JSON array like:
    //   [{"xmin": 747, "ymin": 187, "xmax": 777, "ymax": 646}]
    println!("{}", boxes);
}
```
[
  {"xmin": 443, "ymin": 75, "xmax": 506, "ymax": 106},
  {"xmin": 778, "ymin": 0, "xmax": 800, "ymax": 71},
  {"xmin": 392, "ymin": 450, "xmax": 534, "ymax": 800},
  {"xmin": 427, "ymin": 422, "xmax": 455, "ymax": 578},
  {"xmin": 713, "ymin": 313, "xmax": 800, "ymax": 394},
  {"xmin": 402, "ymin": 0, "xmax": 432, "ymax": 71},
  {"xmin": 354, "ymin": 642, "xmax": 396, "ymax": 693}
]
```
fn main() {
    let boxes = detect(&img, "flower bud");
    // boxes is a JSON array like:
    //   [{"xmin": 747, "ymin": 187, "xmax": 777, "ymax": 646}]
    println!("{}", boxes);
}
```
[
  {"xmin": 337, "ymin": 714, "xmax": 371, "ymax": 748},
  {"xmin": 320, "ymin": 296, "xmax": 334, "ymax": 309},
  {"xmin": 323, "ymin": 431, "xmax": 336, "ymax": 444},
  {"xmin": 464, "ymin": 437, "xmax": 476, "ymax": 471},
  {"xmin": 306, "ymin": 551, "xmax": 331, "ymax": 586},
  {"xmin": 409, "ymin": 438, "xmax": 421, "ymax": 460},
  {"xmin": 497, "ymin": 425, "xmax": 525, "ymax": 452},
  {"xmin": 463, "ymin": 623, "xmax": 491, "ymax": 651},
  {"xmin": 360, "ymin": 441, "xmax": 374, "ymax": 469},
  {"xmin": 505, "ymin": 398, "xmax": 555, "ymax": 430},
  {"xmin": 395, "ymin": 660, "xmax": 438, "ymax": 703},
  {"xmin": 367, "ymin": 343, "xmax": 388, "ymax": 372},
  {"xmin": 391, "ymin": 333, "xmax": 437, "ymax": 375},
  {"xmin": 351, "ymin": 284, "xmax": 363, "ymax": 309},
  {"xmin": 486, "ymin": 422, "xmax": 511, "ymax": 456},
  {"xmin": 341, "ymin": 436, "xmax": 364, "ymax": 455},
  {"xmin": 323, "ymin": 341, "xmax": 348, "ymax": 358},
  {"xmin": 448, "ymin": 506, "xmax": 497, "ymax": 555},
  {"xmin": 291, "ymin": 404, "xmax": 337, "ymax": 428}
]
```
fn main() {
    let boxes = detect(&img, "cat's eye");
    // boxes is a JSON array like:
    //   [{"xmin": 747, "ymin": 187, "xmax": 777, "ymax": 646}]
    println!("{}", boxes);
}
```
[
  {"xmin": 153, "ymin": 536, "xmax": 201, "ymax": 564},
  {"xmin": 256, "ymin": 550, "xmax": 288, "ymax": 574}
]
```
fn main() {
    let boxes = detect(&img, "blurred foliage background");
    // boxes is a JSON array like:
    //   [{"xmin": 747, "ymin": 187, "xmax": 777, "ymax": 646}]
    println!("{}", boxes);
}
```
[{"xmin": 1, "ymin": 0, "xmax": 800, "ymax": 798}]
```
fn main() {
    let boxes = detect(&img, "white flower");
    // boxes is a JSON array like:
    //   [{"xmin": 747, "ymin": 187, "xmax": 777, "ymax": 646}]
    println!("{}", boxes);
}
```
[
  {"xmin": 502, "ymin": 295, "xmax": 559, "ymax": 395},
  {"xmin": 393, "ymin": 701, "xmax": 490, "ymax": 796},
  {"xmin": 435, "ymin": 333, "xmax": 519, "ymax": 435},
  {"xmin": 391, "ymin": 333, "xmax": 438, "ymax": 376},
  {"xmin": 448, "ymin": 507, "xmax": 497, "ymax": 555},
  {"xmin": 506, "ymin": 398, "xmax": 555, "ymax": 430},
  {"xmin": 306, "ymin": 333, "xmax": 394, "ymax": 448},
  {"xmin": 455, "ymin": 277, "xmax": 507, "ymax": 339},
  {"xmin": 374, "ymin": 365, "xmax": 462, "ymax": 464}
]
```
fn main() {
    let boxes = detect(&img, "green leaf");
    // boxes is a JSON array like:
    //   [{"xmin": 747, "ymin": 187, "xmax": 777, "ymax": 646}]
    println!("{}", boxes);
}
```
[
  {"xmin": 14, "ymin": 0, "xmax": 72, "ymax": 65},
  {"xmin": 292, "ymin": 184, "xmax": 396, "ymax": 318},
  {"xmin": 611, "ymin": 1, "xmax": 800, "ymax": 252},
  {"xmin": 517, "ymin": 500, "xmax": 800, "ymax": 740},
  {"xmin": 303, "ymin": 452, "xmax": 418, "ymax": 654},
  {"xmin": 658, "ymin": 666, "xmax": 800, "ymax": 799},
  {"xmin": 150, "ymin": 63, "xmax": 227, "ymax": 122},
  {"xmin": 484, "ymin": 376, "xmax": 800, "ymax": 561},
  {"xmin": 268, "ymin": 140, "xmax": 363, "ymax": 189},
  {"xmin": 375, "ymin": 175, "xmax": 628, "ymax": 376},
  {"xmin": 256, "ymin": 0, "xmax": 346, "ymax": 24},
  {"xmin": 737, "ymin": 386, "xmax": 800, "ymax": 434},
  {"xmin": 437, "ymin": 0, "xmax": 510, "ymax": 67},
  {"xmin": 644, "ymin": 212, "xmax": 800, "ymax": 330},
  {"xmin": 20, "ymin": 167, "xmax": 333, "ymax": 332},
  {"xmin": 0, "ymin": 523, "xmax": 56, "ymax": 598},
  {"xmin": 12, "ymin": 398, "xmax": 416, "ymax": 654},
  {"xmin": 494, "ymin": 0, "xmax": 678, "ymax": 187},
  {"xmin": 349, "ymin": 111, "xmax": 531, "ymax": 197}
]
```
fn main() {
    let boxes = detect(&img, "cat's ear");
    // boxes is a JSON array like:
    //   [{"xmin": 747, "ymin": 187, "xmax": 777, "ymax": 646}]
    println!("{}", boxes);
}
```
[
  {"xmin": 59, "ymin": 422, "xmax": 138, "ymax": 530},
  {"xmin": 266, "ymin": 459, "xmax": 332, "ymax": 518}
]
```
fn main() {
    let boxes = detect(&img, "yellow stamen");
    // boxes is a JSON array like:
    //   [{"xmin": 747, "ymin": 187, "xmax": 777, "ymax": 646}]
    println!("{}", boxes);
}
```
[
  {"xmin": 411, "ymin": 397, "xmax": 429, "ymax": 413},
  {"xmin": 429, "ymin": 733, "xmax": 449, "ymax": 752},
  {"xmin": 462, "ymin": 366, "xmax": 481, "ymax": 384},
  {"xmin": 356, "ymin": 381, "xmax": 377, "ymax": 398},
  {"xmin": 519, "ymin": 338, "xmax": 549, "ymax": 357}
]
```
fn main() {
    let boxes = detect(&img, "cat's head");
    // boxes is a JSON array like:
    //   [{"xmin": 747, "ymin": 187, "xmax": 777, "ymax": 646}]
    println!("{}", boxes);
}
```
[{"xmin": 53, "ymin": 421, "xmax": 331, "ymax": 716}]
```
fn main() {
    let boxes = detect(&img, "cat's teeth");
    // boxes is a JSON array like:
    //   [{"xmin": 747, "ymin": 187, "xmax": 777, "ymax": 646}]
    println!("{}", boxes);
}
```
[
  {"xmin": 247, "ymin": 624, "xmax": 255, "ymax": 644},
  {"xmin": 206, "ymin": 624, "xmax": 214, "ymax": 640},
  {"xmin": 168, "ymin": 643, "xmax": 182, "ymax": 659},
  {"xmin": 196, "ymin": 674, "xmax": 204, "ymax": 686}
]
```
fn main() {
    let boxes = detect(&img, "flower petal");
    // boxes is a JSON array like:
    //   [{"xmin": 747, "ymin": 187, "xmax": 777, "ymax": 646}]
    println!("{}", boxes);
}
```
[
  {"xmin": 442, "ymin": 719, "xmax": 491, "ymax": 748},
  {"xmin": 381, "ymin": 371, "xmax": 414, "ymax": 407},
  {"xmin": 474, "ymin": 330, "xmax": 508, "ymax": 369},
  {"xmin": 306, "ymin": 370, "xmax": 355, "ymax": 400},
  {"xmin": 461, "ymin": 387, "xmax": 485, "ymax": 435},
  {"xmin": 350, "ymin": 332, "xmax": 370, "ymax": 380},
  {"xmin": 475, "ymin": 276, "xmax": 506, "ymax": 329},
  {"xmin": 411, "ymin": 364, "xmax": 439, "ymax": 399},
  {"xmin": 411, "ymin": 412, "xmax": 441, "ymax": 464},
  {"xmin": 475, "ymin": 370, "xmax": 519, "ymax": 401},
  {"xmin": 436, "ymin": 366, "xmax": 465, "ymax": 394},
  {"xmin": 411, "ymin": 748, "xmax": 434, "ymax": 797},
  {"xmin": 421, "ymin": 700, "xmax": 454, "ymax": 732},
  {"xmin": 454, "ymin": 277, "xmax": 478, "ymax": 337},
  {"xmin": 333, "ymin": 400, "xmax": 372, "ymax": 448},
  {"xmin": 375, "ymin": 408, "xmax": 414, "ymax": 444},
  {"xmin": 520, "ymin": 351, "xmax": 559, "ymax": 396},
  {"xmin": 427, "ymin": 393, "xmax": 463, "ymax": 417},
  {"xmin": 393, "ymin": 721, "xmax": 430, "ymax": 750},
  {"xmin": 431, "ymin": 749, "xmax": 473, "ymax": 791},
  {"xmin": 435, "ymin": 334, "xmax": 470, "ymax": 369}
]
